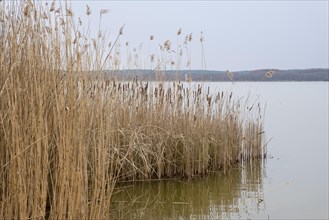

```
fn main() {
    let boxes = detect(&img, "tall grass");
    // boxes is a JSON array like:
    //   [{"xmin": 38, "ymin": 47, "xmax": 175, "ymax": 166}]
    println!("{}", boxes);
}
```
[{"xmin": 0, "ymin": 1, "xmax": 265, "ymax": 219}]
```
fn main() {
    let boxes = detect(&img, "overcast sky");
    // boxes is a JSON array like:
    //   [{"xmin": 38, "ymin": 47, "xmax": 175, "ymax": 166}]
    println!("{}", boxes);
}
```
[{"xmin": 68, "ymin": 1, "xmax": 328, "ymax": 71}]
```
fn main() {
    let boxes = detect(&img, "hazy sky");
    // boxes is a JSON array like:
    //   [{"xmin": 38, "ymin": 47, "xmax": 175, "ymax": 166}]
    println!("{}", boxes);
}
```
[{"xmin": 68, "ymin": 1, "xmax": 328, "ymax": 71}]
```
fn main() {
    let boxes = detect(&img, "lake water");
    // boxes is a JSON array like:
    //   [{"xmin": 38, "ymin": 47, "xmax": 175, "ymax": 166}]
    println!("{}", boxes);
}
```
[{"xmin": 110, "ymin": 82, "xmax": 329, "ymax": 219}]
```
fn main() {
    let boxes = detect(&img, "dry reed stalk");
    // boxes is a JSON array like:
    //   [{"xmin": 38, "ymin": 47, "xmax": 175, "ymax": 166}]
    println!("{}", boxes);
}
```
[
  {"xmin": 0, "ymin": 1, "xmax": 266, "ymax": 219},
  {"xmin": 0, "ymin": 1, "xmax": 118, "ymax": 219}
]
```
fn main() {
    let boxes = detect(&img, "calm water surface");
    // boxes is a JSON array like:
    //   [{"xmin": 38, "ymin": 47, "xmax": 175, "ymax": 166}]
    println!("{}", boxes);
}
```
[{"xmin": 111, "ymin": 82, "xmax": 328, "ymax": 219}]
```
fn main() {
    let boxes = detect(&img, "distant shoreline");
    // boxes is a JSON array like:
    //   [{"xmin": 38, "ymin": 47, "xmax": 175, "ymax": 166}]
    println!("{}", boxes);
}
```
[{"xmin": 97, "ymin": 68, "xmax": 329, "ymax": 82}]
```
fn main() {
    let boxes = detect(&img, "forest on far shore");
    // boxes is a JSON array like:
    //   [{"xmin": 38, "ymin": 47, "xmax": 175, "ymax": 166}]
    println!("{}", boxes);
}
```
[{"xmin": 99, "ymin": 68, "xmax": 329, "ymax": 82}]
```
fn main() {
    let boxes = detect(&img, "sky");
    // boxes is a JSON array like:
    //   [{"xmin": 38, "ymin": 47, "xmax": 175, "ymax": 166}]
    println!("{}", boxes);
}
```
[{"xmin": 66, "ymin": 1, "xmax": 328, "ymax": 71}]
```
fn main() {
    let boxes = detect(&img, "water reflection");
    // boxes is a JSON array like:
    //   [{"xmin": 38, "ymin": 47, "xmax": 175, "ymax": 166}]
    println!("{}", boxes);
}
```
[{"xmin": 110, "ymin": 160, "xmax": 266, "ymax": 219}]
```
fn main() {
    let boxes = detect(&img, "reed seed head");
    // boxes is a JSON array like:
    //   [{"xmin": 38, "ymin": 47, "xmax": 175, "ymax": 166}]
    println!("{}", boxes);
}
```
[
  {"xmin": 119, "ymin": 25, "xmax": 124, "ymax": 35},
  {"xmin": 266, "ymin": 71, "xmax": 273, "ymax": 78},
  {"xmin": 86, "ymin": 4, "xmax": 91, "ymax": 15},
  {"xmin": 200, "ymin": 31, "xmax": 204, "ymax": 42},
  {"xmin": 50, "ymin": 1, "xmax": 55, "ymax": 12},
  {"xmin": 66, "ymin": 8, "xmax": 73, "ymax": 17},
  {"xmin": 177, "ymin": 28, "xmax": 182, "ymax": 35},
  {"xmin": 226, "ymin": 70, "xmax": 234, "ymax": 80},
  {"xmin": 100, "ymin": 9, "xmax": 110, "ymax": 15},
  {"xmin": 150, "ymin": 54, "xmax": 155, "ymax": 62}
]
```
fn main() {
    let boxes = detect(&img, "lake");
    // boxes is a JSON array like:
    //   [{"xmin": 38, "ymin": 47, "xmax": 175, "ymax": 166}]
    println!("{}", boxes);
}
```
[{"xmin": 110, "ymin": 82, "xmax": 329, "ymax": 219}]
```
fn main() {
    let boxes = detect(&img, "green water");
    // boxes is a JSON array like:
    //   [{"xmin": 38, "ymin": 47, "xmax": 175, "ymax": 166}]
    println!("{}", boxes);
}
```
[{"xmin": 111, "ymin": 161, "xmax": 265, "ymax": 219}]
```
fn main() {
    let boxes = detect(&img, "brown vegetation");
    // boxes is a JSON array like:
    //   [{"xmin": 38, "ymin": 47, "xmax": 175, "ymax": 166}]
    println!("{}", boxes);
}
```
[{"xmin": 0, "ymin": 1, "xmax": 265, "ymax": 219}]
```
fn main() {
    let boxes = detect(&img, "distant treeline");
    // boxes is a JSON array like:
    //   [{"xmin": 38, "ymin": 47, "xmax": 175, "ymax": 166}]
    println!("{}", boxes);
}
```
[{"xmin": 100, "ymin": 68, "xmax": 329, "ymax": 81}]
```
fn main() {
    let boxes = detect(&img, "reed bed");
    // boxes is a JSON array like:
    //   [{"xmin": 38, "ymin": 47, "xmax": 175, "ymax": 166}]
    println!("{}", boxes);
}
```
[
  {"xmin": 0, "ymin": 1, "xmax": 265, "ymax": 219},
  {"xmin": 104, "ymin": 79, "xmax": 265, "ymax": 180}
]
